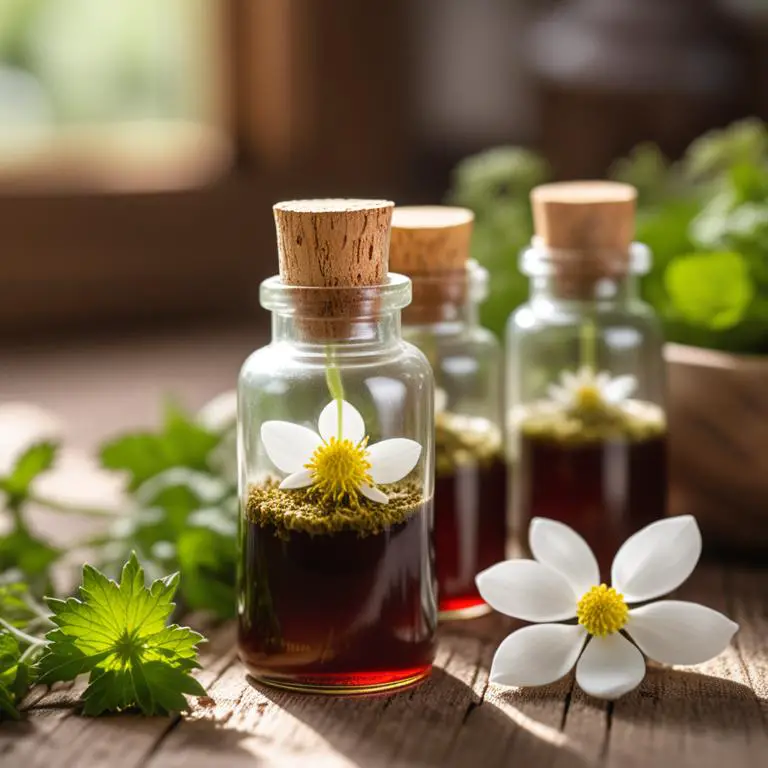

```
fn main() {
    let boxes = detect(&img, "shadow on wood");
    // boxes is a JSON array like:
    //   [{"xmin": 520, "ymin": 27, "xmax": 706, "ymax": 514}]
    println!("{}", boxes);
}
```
[{"xmin": 256, "ymin": 666, "xmax": 592, "ymax": 768}]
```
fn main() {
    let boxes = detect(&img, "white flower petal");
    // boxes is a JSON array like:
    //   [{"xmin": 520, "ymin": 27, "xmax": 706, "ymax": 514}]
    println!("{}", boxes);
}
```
[
  {"xmin": 626, "ymin": 601, "xmax": 738, "ymax": 666},
  {"xmin": 279, "ymin": 469, "xmax": 314, "ymax": 490},
  {"xmin": 490, "ymin": 624, "xmax": 587, "ymax": 687},
  {"xmin": 603, "ymin": 375, "xmax": 637, "ymax": 403},
  {"xmin": 576, "ymin": 633, "xmax": 646, "ymax": 700},
  {"xmin": 318, "ymin": 399, "xmax": 365, "ymax": 443},
  {"xmin": 529, "ymin": 517, "xmax": 600, "ymax": 596},
  {"xmin": 359, "ymin": 483, "xmax": 388, "ymax": 504},
  {"xmin": 576, "ymin": 366, "xmax": 593, "ymax": 385},
  {"xmin": 546, "ymin": 384, "xmax": 571, "ymax": 405},
  {"xmin": 475, "ymin": 560, "xmax": 578, "ymax": 622},
  {"xmin": 261, "ymin": 421, "xmax": 322, "ymax": 474},
  {"xmin": 367, "ymin": 438, "xmax": 421, "ymax": 484},
  {"xmin": 594, "ymin": 371, "xmax": 611, "ymax": 390},
  {"xmin": 561, "ymin": 370, "xmax": 578, "ymax": 389},
  {"xmin": 611, "ymin": 516, "xmax": 702, "ymax": 603}
]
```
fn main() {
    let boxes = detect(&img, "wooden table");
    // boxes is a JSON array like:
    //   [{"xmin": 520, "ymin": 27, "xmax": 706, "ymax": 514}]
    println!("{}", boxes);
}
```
[
  {"xmin": 2, "ymin": 328, "xmax": 767, "ymax": 767},
  {"xmin": 1, "ymin": 565, "xmax": 765, "ymax": 768}
]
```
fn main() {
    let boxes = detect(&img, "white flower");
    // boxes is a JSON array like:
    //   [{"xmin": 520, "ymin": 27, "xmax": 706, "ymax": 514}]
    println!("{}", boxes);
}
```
[
  {"xmin": 476, "ymin": 516, "xmax": 738, "ymax": 700},
  {"xmin": 547, "ymin": 366, "xmax": 637, "ymax": 411},
  {"xmin": 261, "ymin": 399, "xmax": 422, "ymax": 505}
]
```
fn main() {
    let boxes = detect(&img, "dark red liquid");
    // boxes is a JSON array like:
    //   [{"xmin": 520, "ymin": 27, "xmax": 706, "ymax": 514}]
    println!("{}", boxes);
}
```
[
  {"xmin": 238, "ymin": 504, "xmax": 436, "ymax": 694},
  {"xmin": 434, "ymin": 459, "xmax": 508, "ymax": 617},
  {"xmin": 517, "ymin": 433, "xmax": 667, "ymax": 578}
]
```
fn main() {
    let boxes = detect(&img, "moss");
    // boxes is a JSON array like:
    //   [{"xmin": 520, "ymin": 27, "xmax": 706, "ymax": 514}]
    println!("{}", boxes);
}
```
[
  {"xmin": 520, "ymin": 399, "xmax": 666, "ymax": 446},
  {"xmin": 245, "ymin": 478, "xmax": 427, "ymax": 538},
  {"xmin": 435, "ymin": 411, "xmax": 503, "ymax": 476}
]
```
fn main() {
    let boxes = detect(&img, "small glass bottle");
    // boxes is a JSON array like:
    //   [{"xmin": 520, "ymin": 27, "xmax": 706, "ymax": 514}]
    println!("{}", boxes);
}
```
[
  {"xmin": 506, "ymin": 182, "xmax": 667, "ymax": 575},
  {"xmin": 238, "ymin": 199, "xmax": 437, "ymax": 695},
  {"xmin": 390, "ymin": 206, "xmax": 507, "ymax": 620}
]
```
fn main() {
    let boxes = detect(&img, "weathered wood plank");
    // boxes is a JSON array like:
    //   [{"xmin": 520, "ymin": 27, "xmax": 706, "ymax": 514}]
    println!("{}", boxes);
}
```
[
  {"xmin": 605, "ymin": 566, "xmax": 768, "ymax": 768},
  {"xmin": 0, "ymin": 624, "xmax": 235, "ymax": 768},
  {"xmin": 3, "ymin": 567, "xmax": 767, "ymax": 768}
]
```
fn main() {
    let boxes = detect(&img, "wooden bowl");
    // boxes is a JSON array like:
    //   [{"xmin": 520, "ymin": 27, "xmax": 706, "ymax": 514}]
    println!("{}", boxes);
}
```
[{"xmin": 666, "ymin": 343, "xmax": 768, "ymax": 558}]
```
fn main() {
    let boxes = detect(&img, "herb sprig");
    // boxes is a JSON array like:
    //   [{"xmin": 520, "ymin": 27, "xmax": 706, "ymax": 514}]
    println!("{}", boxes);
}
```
[{"xmin": 0, "ymin": 398, "xmax": 237, "ymax": 719}]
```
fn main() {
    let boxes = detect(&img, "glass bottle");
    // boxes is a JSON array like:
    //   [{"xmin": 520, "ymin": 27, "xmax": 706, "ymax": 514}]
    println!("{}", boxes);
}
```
[
  {"xmin": 390, "ymin": 206, "xmax": 507, "ymax": 620},
  {"xmin": 506, "ymin": 183, "xmax": 667, "ymax": 576},
  {"xmin": 238, "ymin": 200, "xmax": 437, "ymax": 695}
]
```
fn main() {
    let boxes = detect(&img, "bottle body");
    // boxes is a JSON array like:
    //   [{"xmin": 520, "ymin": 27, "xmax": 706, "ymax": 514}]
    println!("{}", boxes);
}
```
[
  {"xmin": 403, "ymin": 263, "xmax": 507, "ymax": 619},
  {"xmin": 237, "ymin": 276, "xmax": 437, "ymax": 694},
  {"xmin": 506, "ymin": 244, "xmax": 667, "ymax": 575}
]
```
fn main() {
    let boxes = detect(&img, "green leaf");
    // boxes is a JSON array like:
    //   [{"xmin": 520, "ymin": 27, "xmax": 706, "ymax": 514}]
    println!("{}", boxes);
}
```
[
  {"xmin": 0, "ymin": 583, "xmax": 39, "ymax": 628},
  {"xmin": 0, "ymin": 632, "xmax": 26, "ymax": 721},
  {"xmin": 0, "ymin": 529, "xmax": 59, "ymax": 596},
  {"xmin": 664, "ymin": 252, "xmax": 755, "ymax": 331},
  {"xmin": 37, "ymin": 553, "xmax": 207, "ymax": 716},
  {"xmin": 176, "ymin": 519, "xmax": 236, "ymax": 618},
  {"xmin": 100, "ymin": 405, "xmax": 219, "ymax": 490},
  {"xmin": 0, "ymin": 442, "xmax": 57, "ymax": 504}
]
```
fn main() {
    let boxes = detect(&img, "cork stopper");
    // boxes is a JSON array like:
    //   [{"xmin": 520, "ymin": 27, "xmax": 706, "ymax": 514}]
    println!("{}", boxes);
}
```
[
  {"xmin": 531, "ymin": 181, "xmax": 636, "ymax": 251},
  {"xmin": 274, "ymin": 199, "xmax": 394, "ymax": 287},
  {"xmin": 530, "ymin": 182, "xmax": 637, "ymax": 297},
  {"xmin": 271, "ymin": 199, "xmax": 395, "ymax": 341},
  {"xmin": 389, "ymin": 206, "xmax": 474, "ymax": 274}
]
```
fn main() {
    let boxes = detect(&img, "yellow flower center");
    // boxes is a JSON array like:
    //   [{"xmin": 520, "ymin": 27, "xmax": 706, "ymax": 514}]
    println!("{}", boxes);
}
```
[
  {"xmin": 575, "ymin": 384, "xmax": 604, "ymax": 411},
  {"xmin": 576, "ymin": 584, "xmax": 628, "ymax": 637},
  {"xmin": 305, "ymin": 437, "xmax": 372, "ymax": 507}
]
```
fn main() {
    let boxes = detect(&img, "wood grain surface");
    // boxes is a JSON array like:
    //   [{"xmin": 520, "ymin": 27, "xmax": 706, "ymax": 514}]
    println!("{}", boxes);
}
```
[{"xmin": 1, "ymin": 565, "xmax": 766, "ymax": 768}]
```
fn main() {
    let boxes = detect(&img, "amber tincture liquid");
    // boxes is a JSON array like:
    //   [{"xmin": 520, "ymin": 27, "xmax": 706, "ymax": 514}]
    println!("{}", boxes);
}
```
[
  {"xmin": 434, "ymin": 415, "xmax": 507, "ymax": 619},
  {"xmin": 516, "ymin": 401, "xmax": 667, "ymax": 577},
  {"xmin": 238, "ymin": 482, "xmax": 436, "ymax": 694}
]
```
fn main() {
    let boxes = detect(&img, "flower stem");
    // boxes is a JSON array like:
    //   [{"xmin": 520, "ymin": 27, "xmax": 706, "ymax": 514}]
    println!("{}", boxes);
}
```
[
  {"xmin": 325, "ymin": 345, "xmax": 345, "ymax": 436},
  {"xmin": 579, "ymin": 317, "xmax": 597, "ymax": 373}
]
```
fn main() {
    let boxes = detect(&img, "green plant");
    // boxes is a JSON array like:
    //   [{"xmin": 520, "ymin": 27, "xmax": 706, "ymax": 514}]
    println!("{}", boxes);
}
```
[
  {"xmin": 0, "ymin": 399, "xmax": 236, "ymax": 719},
  {"xmin": 449, "ymin": 119, "xmax": 768, "ymax": 354}
]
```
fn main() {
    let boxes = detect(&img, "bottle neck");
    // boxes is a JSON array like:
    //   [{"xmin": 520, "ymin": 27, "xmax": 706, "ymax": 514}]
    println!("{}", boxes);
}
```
[
  {"xmin": 529, "ymin": 271, "xmax": 640, "ymax": 310},
  {"xmin": 401, "ymin": 296, "xmax": 478, "ymax": 333},
  {"xmin": 400, "ymin": 261, "xmax": 486, "ymax": 333},
  {"xmin": 271, "ymin": 311, "xmax": 403, "ymax": 350}
]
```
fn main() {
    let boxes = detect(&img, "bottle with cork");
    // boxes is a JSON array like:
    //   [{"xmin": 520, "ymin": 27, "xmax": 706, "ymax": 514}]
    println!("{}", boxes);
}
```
[
  {"xmin": 507, "ymin": 182, "xmax": 667, "ymax": 576},
  {"xmin": 237, "ymin": 199, "xmax": 436, "ymax": 695},
  {"xmin": 390, "ymin": 206, "xmax": 507, "ymax": 621}
]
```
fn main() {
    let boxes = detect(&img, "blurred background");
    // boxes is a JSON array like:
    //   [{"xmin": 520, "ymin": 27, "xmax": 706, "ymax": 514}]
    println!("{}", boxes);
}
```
[
  {"xmin": 2, "ymin": 0, "xmax": 768, "ymax": 437},
  {"xmin": 1, "ymin": 0, "xmax": 767, "ymax": 341},
  {"xmin": 0, "ymin": 0, "xmax": 766, "ymax": 581}
]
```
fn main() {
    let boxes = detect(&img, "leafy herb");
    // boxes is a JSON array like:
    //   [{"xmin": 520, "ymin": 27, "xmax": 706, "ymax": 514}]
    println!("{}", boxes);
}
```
[
  {"xmin": 0, "ymin": 442, "xmax": 56, "ymax": 507},
  {"xmin": 450, "ymin": 119, "xmax": 768, "ymax": 354},
  {"xmin": 38, "ymin": 554, "xmax": 206, "ymax": 716},
  {"xmin": 101, "ymin": 403, "xmax": 220, "ymax": 491},
  {"xmin": 0, "ymin": 633, "xmax": 29, "ymax": 720}
]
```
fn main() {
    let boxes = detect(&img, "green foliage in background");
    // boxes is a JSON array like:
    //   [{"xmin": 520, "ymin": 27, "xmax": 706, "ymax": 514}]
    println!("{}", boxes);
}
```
[{"xmin": 448, "ymin": 118, "xmax": 768, "ymax": 354}]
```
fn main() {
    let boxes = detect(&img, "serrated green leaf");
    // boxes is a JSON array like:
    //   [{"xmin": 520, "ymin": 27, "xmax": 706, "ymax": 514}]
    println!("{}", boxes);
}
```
[
  {"xmin": 0, "ymin": 442, "xmax": 57, "ymax": 503},
  {"xmin": 37, "ymin": 555, "xmax": 206, "ymax": 716},
  {"xmin": 664, "ymin": 252, "xmax": 755, "ymax": 331}
]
